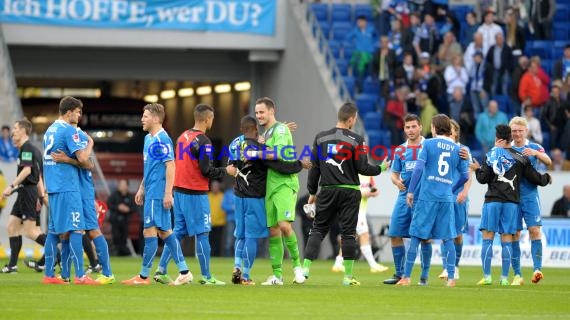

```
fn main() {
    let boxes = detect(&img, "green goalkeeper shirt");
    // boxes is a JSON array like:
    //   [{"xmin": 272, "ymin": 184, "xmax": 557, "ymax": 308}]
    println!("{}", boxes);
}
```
[{"xmin": 263, "ymin": 122, "xmax": 299, "ymax": 196}]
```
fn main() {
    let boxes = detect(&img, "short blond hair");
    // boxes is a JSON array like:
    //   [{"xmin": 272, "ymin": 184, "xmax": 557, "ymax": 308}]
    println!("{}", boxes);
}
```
[{"xmin": 509, "ymin": 116, "xmax": 528, "ymax": 128}]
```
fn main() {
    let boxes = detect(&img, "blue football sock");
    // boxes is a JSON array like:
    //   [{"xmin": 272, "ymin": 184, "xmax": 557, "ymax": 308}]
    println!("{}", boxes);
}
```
[
  {"xmin": 243, "ymin": 238, "xmax": 258, "ymax": 280},
  {"xmin": 60, "ymin": 239, "xmax": 71, "ymax": 279},
  {"xmin": 92, "ymin": 235, "xmax": 112, "ymax": 276},
  {"xmin": 44, "ymin": 233, "xmax": 60, "ymax": 278},
  {"xmin": 481, "ymin": 239, "xmax": 493, "ymax": 277},
  {"xmin": 392, "ymin": 245, "xmax": 405, "ymax": 277},
  {"xmin": 69, "ymin": 233, "xmax": 85, "ymax": 278},
  {"xmin": 420, "ymin": 242, "xmax": 432, "ymax": 279},
  {"xmin": 501, "ymin": 242, "xmax": 512, "ymax": 278},
  {"xmin": 440, "ymin": 242, "xmax": 447, "ymax": 269},
  {"xmin": 531, "ymin": 239, "xmax": 542, "ymax": 271},
  {"xmin": 455, "ymin": 242, "xmax": 463, "ymax": 267},
  {"xmin": 196, "ymin": 233, "xmax": 211, "ymax": 279},
  {"xmin": 403, "ymin": 237, "xmax": 420, "ymax": 278},
  {"xmin": 234, "ymin": 238, "xmax": 244, "ymax": 269},
  {"xmin": 141, "ymin": 237, "xmax": 158, "ymax": 278},
  {"xmin": 164, "ymin": 234, "xmax": 188, "ymax": 273},
  {"xmin": 443, "ymin": 239, "xmax": 456, "ymax": 279},
  {"xmin": 511, "ymin": 240, "xmax": 521, "ymax": 276}
]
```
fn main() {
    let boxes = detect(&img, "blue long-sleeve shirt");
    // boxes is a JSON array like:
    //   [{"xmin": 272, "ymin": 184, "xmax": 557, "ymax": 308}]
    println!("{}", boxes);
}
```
[
  {"xmin": 475, "ymin": 110, "xmax": 508, "ymax": 149},
  {"xmin": 345, "ymin": 25, "xmax": 377, "ymax": 53}
]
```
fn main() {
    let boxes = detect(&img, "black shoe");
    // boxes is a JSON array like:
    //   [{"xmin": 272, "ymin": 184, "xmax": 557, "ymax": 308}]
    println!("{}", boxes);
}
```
[
  {"xmin": 24, "ymin": 259, "xmax": 45, "ymax": 272},
  {"xmin": 85, "ymin": 264, "xmax": 102, "ymax": 274},
  {"xmin": 231, "ymin": 268, "xmax": 242, "ymax": 284},
  {"xmin": 383, "ymin": 274, "xmax": 401, "ymax": 285},
  {"xmin": 1, "ymin": 264, "xmax": 18, "ymax": 273}
]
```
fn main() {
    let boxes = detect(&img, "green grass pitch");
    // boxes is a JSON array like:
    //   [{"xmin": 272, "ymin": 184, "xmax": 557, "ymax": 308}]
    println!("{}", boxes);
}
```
[{"xmin": 1, "ymin": 257, "xmax": 569, "ymax": 319}]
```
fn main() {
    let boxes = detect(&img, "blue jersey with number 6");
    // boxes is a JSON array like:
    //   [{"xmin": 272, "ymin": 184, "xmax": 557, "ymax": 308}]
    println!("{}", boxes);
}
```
[
  {"xmin": 43, "ymin": 120, "xmax": 85, "ymax": 194},
  {"xmin": 416, "ymin": 136, "xmax": 468, "ymax": 202}
]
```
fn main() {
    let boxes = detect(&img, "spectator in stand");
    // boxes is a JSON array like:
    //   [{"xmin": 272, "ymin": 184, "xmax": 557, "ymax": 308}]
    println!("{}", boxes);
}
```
[
  {"xmin": 475, "ymin": 100, "xmax": 509, "ymax": 152},
  {"xmin": 464, "ymin": 32, "xmax": 486, "ymax": 73},
  {"xmin": 523, "ymin": 104, "xmax": 543, "ymax": 144},
  {"xmin": 417, "ymin": 92, "xmax": 438, "ymax": 138},
  {"xmin": 484, "ymin": 32, "xmax": 514, "ymax": 97},
  {"xmin": 437, "ymin": 31, "xmax": 463, "ymax": 69},
  {"xmin": 407, "ymin": 12, "xmax": 422, "ymax": 48},
  {"xmin": 371, "ymin": 0, "xmax": 392, "ymax": 36},
  {"xmin": 553, "ymin": 45, "xmax": 570, "ymax": 82},
  {"xmin": 504, "ymin": 8, "xmax": 526, "ymax": 54},
  {"xmin": 541, "ymin": 81, "xmax": 568, "ymax": 150},
  {"xmin": 461, "ymin": 11, "xmax": 479, "ymax": 49},
  {"xmin": 548, "ymin": 149, "xmax": 570, "ymax": 171},
  {"xmin": 476, "ymin": 0, "xmax": 500, "ymax": 20},
  {"xmin": 388, "ymin": 19, "xmax": 412, "ymax": 62},
  {"xmin": 387, "ymin": 0, "xmax": 411, "ymax": 28},
  {"xmin": 469, "ymin": 51, "xmax": 488, "ymax": 120},
  {"xmin": 444, "ymin": 55, "xmax": 469, "ymax": 102},
  {"xmin": 413, "ymin": 13, "xmax": 440, "ymax": 58},
  {"xmin": 394, "ymin": 52, "xmax": 416, "ymax": 87},
  {"xmin": 373, "ymin": 36, "xmax": 397, "ymax": 98},
  {"xmin": 529, "ymin": 0, "xmax": 555, "ymax": 40},
  {"xmin": 519, "ymin": 60, "xmax": 549, "ymax": 111},
  {"xmin": 208, "ymin": 180, "xmax": 226, "ymax": 257},
  {"xmin": 384, "ymin": 86, "xmax": 409, "ymax": 146},
  {"xmin": 532, "ymin": 56, "xmax": 552, "ymax": 108},
  {"xmin": 510, "ymin": 55, "xmax": 529, "ymax": 110},
  {"xmin": 448, "ymin": 87, "xmax": 472, "ymax": 123},
  {"xmin": 550, "ymin": 185, "xmax": 570, "ymax": 217},
  {"xmin": 108, "ymin": 179, "xmax": 137, "ymax": 256},
  {"xmin": 345, "ymin": 16, "xmax": 378, "ymax": 92},
  {"xmin": 476, "ymin": 10, "xmax": 502, "ymax": 55},
  {"xmin": 0, "ymin": 125, "xmax": 18, "ymax": 163}
]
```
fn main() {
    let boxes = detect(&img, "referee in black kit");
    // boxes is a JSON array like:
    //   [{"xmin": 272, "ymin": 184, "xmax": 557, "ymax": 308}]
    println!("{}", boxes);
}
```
[
  {"xmin": 302, "ymin": 102, "xmax": 389, "ymax": 285},
  {"xmin": 1, "ymin": 119, "xmax": 48, "ymax": 273}
]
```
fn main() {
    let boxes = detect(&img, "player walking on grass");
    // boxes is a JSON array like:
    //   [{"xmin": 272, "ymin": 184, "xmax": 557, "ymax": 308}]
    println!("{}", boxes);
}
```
[
  {"xmin": 122, "ymin": 103, "xmax": 191, "ymax": 286},
  {"xmin": 509, "ymin": 117, "xmax": 552, "ymax": 285},
  {"xmin": 229, "ymin": 116, "xmax": 310, "ymax": 285},
  {"xmin": 42, "ymin": 96, "xmax": 98, "ymax": 285},
  {"xmin": 302, "ymin": 102, "xmax": 388, "ymax": 286},
  {"xmin": 383, "ymin": 114, "xmax": 433, "ymax": 285},
  {"xmin": 50, "ymin": 114, "xmax": 115, "ymax": 284},
  {"xmin": 1, "ymin": 119, "xmax": 48, "ymax": 274},
  {"xmin": 438, "ymin": 120, "xmax": 473, "ymax": 281},
  {"xmin": 152, "ymin": 104, "xmax": 235, "ymax": 286},
  {"xmin": 398, "ymin": 114, "xmax": 469, "ymax": 287},
  {"xmin": 471, "ymin": 124, "xmax": 551, "ymax": 286},
  {"xmin": 254, "ymin": 97, "xmax": 305, "ymax": 285}
]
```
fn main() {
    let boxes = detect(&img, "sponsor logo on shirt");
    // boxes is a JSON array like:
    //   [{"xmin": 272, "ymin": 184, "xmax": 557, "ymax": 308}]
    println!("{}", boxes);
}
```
[{"xmin": 21, "ymin": 151, "xmax": 33, "ymax": 161}]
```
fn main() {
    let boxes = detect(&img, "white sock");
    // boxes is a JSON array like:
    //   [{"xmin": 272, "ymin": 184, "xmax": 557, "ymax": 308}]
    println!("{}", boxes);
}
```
[
  {"xmin": 334, "ymin": 255, "xmax": 344, "ymax": 266},
  {"xmin": 360, "ymin": 245, "xmax": 377, "ymax": 267}
]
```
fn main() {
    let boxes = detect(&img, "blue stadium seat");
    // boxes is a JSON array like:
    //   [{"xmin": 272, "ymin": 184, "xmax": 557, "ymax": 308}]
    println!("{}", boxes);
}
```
[
  {"xmin": 336, "ymin": 59, "xmax": 349, "ymax": 77},
  {"xmin": 493, "ymin": 95, "xmax": 510, "ymax": 114},
  {"xmin": 355, "ymin": 94, "xmax": 378, "ymax": 115},
  {"xmin": 343, "ymin": 44, "xmax": 354, "ymax": 61},
  {"xmin": 331, "ymin": 22, "xmax": 352, "ymax": 41},
  {"xmin": 367, "ymin": 129, "xmax": 383, "ymax": 149},
  {"xmin": 363, "ymin": 112, "xmax": 382, "ymax": 131},
  {"xmin": 362, "ymin": 77, "xmax": 380, "ymax": 95},
  {"xmin": 554, "ymin": 6, "xmax": 569, "ymax": 21},
  {"xmin": 310, "ymin": 3, "xmax": 329, "ymax": 22},
  {"xmin": 542, "ymin": 59, "xmax": 552, "ymax": 76},
  {"xmin": 542, "ymin": 131, "xmax": 550, "ymax": 153},
  {"xmin": 331, "ymin": 3, "xmax": 352, "ymax": 22},
  {"xmin": 529, "ymin": 41, "xmax": 552, "ymax": 59},
  {"xmin": 354, "ymin": 4, "xmax": 373, "ymax": 22},
  {"xmin": 329, "ymin": 40, "xmax": 342, "ymax": 60},
  {"xmin": 554, "ymin": 28, "xmax": 569, "ymax": 41},
  {"xmin": 342, "ymin": 76, "xmax": 355, "ymax": 98},
  {"xmin": 316, "ymin": 21, "xmax": 330, "ymax": 39}
]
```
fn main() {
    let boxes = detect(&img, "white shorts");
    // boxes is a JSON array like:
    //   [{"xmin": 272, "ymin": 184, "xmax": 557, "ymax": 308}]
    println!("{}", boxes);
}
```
[{"xmin": 356, "ymin": 210, "xmax": 369, "ymax": 235}]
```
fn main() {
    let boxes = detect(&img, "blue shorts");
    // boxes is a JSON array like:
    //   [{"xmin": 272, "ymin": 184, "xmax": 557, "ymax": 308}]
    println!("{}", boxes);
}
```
[
  {"xmin": 143, "ymin": 198, "xmax": 172, "ymax": 231},
  {"xmin": 48, "ymin": 191, "xmax": 84, "ymax": 234},
  {"xmin": 480, "ymin": 202, "xmax": 518, "ymax": 235},
  {"xmin": 517, "ymin": 195, "xmax": 542, "ymax": 230},
  {"xmin": 409, "ymin": 200, "xmax": 456, "ymax": 240},
  {"xmin": 173, "ymin": 192, "xmax": 211, "ymax": 237},
  {"xmin": 234, "ymin": 196, "xmax": 269, "ymax": 239},
  {"xmin": 454, "ymin": 199, "xmax": 469, "ymax": 235},
  {"xmin": 388, "ymin": 196, "xmax": 412, "ymax": 238},
  {"xmin": 83, "ymin": 198, "xmax": 99, "ymax": 231}
]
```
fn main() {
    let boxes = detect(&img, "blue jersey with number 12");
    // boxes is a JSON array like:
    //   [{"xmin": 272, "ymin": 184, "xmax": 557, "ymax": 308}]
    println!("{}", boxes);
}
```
[
  {"xmin": 143, "ymin": 128, "xmax": 174, "ymax": 200},
  {"xmin": 43, "ymin": 120, "xmax": 84, "ymax": 194},
  {"xmin": 417, "ymin": 136, "xmax": 468, "ymax": 202}
]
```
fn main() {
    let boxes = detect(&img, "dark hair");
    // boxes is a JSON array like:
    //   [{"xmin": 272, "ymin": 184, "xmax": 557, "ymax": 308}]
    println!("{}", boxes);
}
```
[
  {"xmin": 255, "ymin": 97, "xmax": 276, "ymax": 110},
  {"xmin": 496, "ymin": 124, "xmax": 512, "ymax": 142},
  {"xmin": 59, "ymin": 96, "xmax": 83, "ymax": 116},
  {"xmin": 143, "ymin": 103, "xmax": 166, "ymax": 123},
  {"xmin": 356, "ymin": 15, "xmax": 367, "ymax": 21},
  {"xmin": 194, "ymin": 104, "xmax": 214, "ymax": 122},
  {"xmin": 338, "ymin": 102, "xmax": 358, "ymax": 122},
  {"xmin": 431, "ymin": 114, "xmax": 452, "ymax": 136},
  {"xmin": 565, "ymin": 44, "xmax": 570, "ymax": 50},
  {"xmin": 15, "ymin": 119, "xmax": 32, "ymax": 135},
  {"xmin": 1, "ymin": 125, "xmax": 9, "ymax": 131},
  {"xmin": 404, "ymin": 113, "xmax": 421, "ymax": 125},
  {"xmin": 240, "ymin": 115, "xmax": 258, "ymax": 134},
  {"xmin": 466, "ymin": 11, "xmax": 477, "ymax": 19}
]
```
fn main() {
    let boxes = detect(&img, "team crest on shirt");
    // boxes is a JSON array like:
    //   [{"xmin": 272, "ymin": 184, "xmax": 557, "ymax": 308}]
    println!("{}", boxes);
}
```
[
  {"xmin": 145, "ymin": 216, "xmax": 151, "ymax": 224},
  {"xmin": 327, "ymin": 144, "xmax": 339, "ymax": 155},
  {"xmin": 284, "ymin": 211, "xmax": 292, "ymax": 219},
  {"xmin": 72, "ymin": 133, "xmax": 80, "ymax": 143},
  {"xmin": 277, "ymin": 125, "xmax": 286, "ymax": 135}
]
